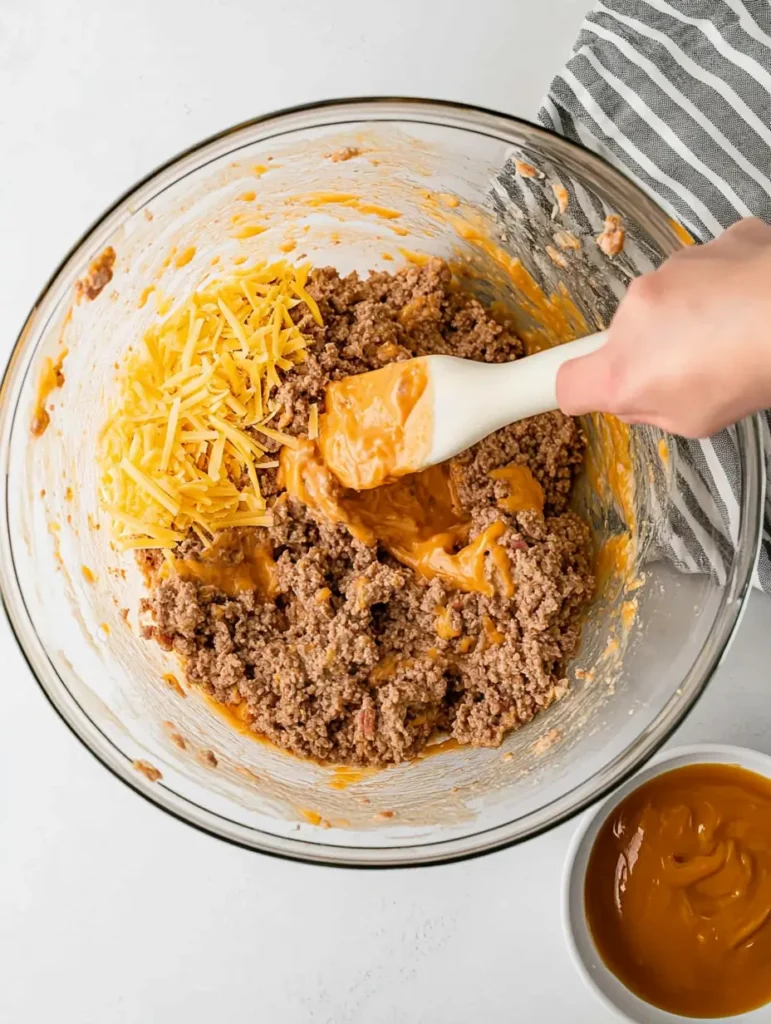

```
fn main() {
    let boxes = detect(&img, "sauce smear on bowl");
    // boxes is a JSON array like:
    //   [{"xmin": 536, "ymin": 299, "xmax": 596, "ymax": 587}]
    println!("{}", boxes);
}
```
[{"xmin": 585, "ymin": 763, "xmax": 771, "ymax": 1018}]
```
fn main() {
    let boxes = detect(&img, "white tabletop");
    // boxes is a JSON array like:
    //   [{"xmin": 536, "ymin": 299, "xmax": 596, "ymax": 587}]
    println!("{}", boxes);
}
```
[{"xmin": 3, "ymin": 2, "xmax": 771, "ymax": 1021}]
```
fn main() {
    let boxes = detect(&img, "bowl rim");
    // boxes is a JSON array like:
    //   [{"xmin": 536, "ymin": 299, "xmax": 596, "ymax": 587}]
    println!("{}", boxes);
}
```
[
  {"xmin": 0, "ymin": 96, "xmax": 764, "ymax": 868},
  {"xmin": 562, "ymin": 743, "xmax": 771, "ymax": 1022}
]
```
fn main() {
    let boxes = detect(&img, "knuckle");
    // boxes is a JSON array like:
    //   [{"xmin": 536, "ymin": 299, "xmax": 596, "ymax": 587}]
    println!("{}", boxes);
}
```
[
  {"xmin": 625, "ymin": 272, "xmax": 663, "ymax": 308},
  {"xmin": 727, "ymin": 216, "xmax": 763, "ymax": 233},
  {"xmin": 602, "ymin": 355, "xmax": 634, "ymax": 413},
  {"xmin": 665, "ymin": 245, "xmax": 695, "ymax": 264},
  {"xmin": 725, "ymin": 216, "xmax": 771, "ymax": 242}
]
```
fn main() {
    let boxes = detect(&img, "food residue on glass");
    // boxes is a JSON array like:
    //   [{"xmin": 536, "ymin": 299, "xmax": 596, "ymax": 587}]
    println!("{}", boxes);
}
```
[
  {"xmin": 133, "ymin": 759, "xmax": 162, "ymax": 782},
  {"xmin": 197, "ymin": 748, "xmax": 218, "ymax": 768},
  {"xmin": 327, "ymin": 146, "xmax": 361, "ymax": 162},
  {"xmin": 163, "ymin": 673, "xmax": 186, "ymax": 697},
  {"xmin": 551, "ymin": 183, "xmax": 569, "ymax": 215},
  {"xmin": 76, "ymin": 246, "xmax": 116, "ymax": 302},
  {"xmin": 174, "ymin": 246, "xmax": 196, "ymax": 268},
  {"xmin": 514, "ymin": 159, "xmax": 544, "ymax": 180},
  {"xmin": 596, "ymin": 214, "xmax": 625, "ymax": 257},
  {"xmin": 31, "ymin": 348, "xmax": 68, "ymax": 437}
]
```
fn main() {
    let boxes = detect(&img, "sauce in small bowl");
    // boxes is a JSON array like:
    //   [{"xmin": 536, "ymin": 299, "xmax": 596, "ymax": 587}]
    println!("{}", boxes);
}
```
[{"xmin": 565, "ymin": 746, "xmax": 771, "ymax": 1022}]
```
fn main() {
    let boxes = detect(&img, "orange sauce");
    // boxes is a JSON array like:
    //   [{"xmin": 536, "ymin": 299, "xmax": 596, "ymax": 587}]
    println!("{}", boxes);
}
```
[
  {"xmin": 585, "ymin": 763, "xmax": 771, "ymax": 1018},
  {"xmin": 669, "ymin": 218, "xmax": 695, "ymax": 246},
  {"xmin": 397, "ymin": 248, "xmax": 432, "ymax": 266},
  {"xmin": 489, "ymin": 463, "xmax": 544, "ymax": 514},
  {"xmin": 481, "ymin": 614, "xmax": 505, "ymax": 646},
  {"xmin": 620, "ymin": 599, "xmax": 636, "ymax": 632},
  {"xmin": 163, "ymin": 673, "xmax": 186, "ymax": 697},
  {"xmin": 369, "ymin": 655, "xmax": 401, "ymax": 683},
  {"xmin": 299, "ymin": 808, "xmax": 323, "ymax": 826},
  {"xmin": 319, "ymin": 359, "xmax": 432, "ymax": 490},
  {"xmin": 230, "ymin": 224, "xmax": 267, "ymax": 239},
  {"xmin": 445, "ymin": 214, "xmax": 586, "ymax": 353},
  {"xmin": 291, "ymin": 193, "xmax": 402, "ymax": 223},
  {"xmin": 296, "ymin": 191, "xmax": 358, "ymax": 206},
  {"xmin": 174, "ymin": 246, "xmax": 196, "ymax": 267},
  {"xmin": 328, "ymin": 765, "xmax": 379, "ymax": 790},
  {"xmin": 280, "ymin": 440, "xmax": 513, "ymax": 597},
  {"xmin": 31, "ymin": 348, "xmax": 68, "ymax": 436},
  {"xmin": 169, "ymin": 531, "xmax": 278, "ymax": 599},
  {"xmin": 356, "ymin": 202, "xmax": 402, "ymax": 220},
  {"xmin": 160, "ymin": 247, "xmax": 176, "ymax": 271},
  {"xmin": 378, "ymin": 341, "xmax": 401, "ymax": 361},
  {"xmin": 397, "ymin": 520, "xmax": 513, "ymax": 599},
  {"xmin": 593, "ymin": 535, "xmax": 631, "ymax": 596},
  {"xmin": 586, "ymin": 412, "xmax": 636, "ymax": 533},
  {"xmin": 585, "ymin": 412, "xmax": 637, "ymax": 603},
  {"xmin": 435, "ymin": 606, "xmax": 460, "ymax": 639},
  {"xmin": 417, "ymin": 736, "xmax": 461, "ymax": 759}
]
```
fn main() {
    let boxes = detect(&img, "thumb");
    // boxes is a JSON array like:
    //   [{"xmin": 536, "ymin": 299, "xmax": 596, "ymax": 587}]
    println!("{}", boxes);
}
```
[{"xmin": 556, "ymin": 348, "xmax": 614, "ymax": 416}]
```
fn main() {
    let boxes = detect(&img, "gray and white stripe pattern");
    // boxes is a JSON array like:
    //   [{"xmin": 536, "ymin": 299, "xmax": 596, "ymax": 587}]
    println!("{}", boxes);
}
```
[{"xmin": 539, "ymin": 0, "xmax": 771, "ymax": 592}]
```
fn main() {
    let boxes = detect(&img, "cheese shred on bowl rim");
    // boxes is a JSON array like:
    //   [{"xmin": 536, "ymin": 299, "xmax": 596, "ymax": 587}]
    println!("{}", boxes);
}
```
[{"xmin": 98, "ymin": 260, "xmax": 320, "ymax": 549}]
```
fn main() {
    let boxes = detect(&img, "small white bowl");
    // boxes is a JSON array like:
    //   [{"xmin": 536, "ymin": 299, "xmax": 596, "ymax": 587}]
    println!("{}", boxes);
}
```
[{"xmin": 563, "ymin": 743, "xmax": 771, "ymax": 1024}]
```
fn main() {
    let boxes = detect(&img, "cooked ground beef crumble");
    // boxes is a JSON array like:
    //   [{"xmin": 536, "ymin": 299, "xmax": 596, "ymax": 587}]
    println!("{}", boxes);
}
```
[{"xmin": 138, "ymin": 259, "xmax": 594, "ymax": 766}]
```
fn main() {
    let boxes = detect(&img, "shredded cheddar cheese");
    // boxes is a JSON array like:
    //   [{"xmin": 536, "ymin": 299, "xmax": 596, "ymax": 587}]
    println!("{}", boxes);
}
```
[{"xmin": 99, "ymin": 260, "xmax": 319, "ymax": 548}]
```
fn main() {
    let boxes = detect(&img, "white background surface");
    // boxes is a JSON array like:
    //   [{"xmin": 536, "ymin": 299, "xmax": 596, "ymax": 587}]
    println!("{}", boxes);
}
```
[{"xmin": 2, "ymin": 2, "xmax": 771, "ymax": 1022}]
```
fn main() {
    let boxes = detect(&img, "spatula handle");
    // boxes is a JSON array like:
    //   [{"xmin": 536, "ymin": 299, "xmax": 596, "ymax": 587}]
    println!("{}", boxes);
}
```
[
  {"xmin": 501, "ymin": 331, "xmax": 607, "ymax": 420},
  {"xmin": 427, "ymin": 331, "xmax": 609, "ymax": 467}
]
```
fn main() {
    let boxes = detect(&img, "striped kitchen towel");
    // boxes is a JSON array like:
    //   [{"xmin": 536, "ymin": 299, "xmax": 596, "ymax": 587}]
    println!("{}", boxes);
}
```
[{"xmin": 539, "ymin": 0, "xmax": 771, "ymax": 592}]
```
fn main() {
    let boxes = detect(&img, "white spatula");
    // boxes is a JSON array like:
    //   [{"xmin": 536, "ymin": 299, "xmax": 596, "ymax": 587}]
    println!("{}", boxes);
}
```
[
  {"xmin": 427, "ymin": 331, "xmax": 606, "ymax": 466},
  {"xmin": 320, "ymin": 331, "xmax": 607, "ymax": 490}
]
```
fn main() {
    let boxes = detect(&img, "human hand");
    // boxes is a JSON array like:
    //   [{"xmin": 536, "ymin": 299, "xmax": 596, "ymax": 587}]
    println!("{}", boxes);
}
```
[{"xmin": 556, "ymin": 218, "xmax": 771, "ymax": 437}]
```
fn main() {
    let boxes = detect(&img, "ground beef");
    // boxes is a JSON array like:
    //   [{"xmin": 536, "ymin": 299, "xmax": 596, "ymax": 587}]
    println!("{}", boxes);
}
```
[{"xmin": 139, "ymin": 259, "xmax": 594, "ymax": 766}]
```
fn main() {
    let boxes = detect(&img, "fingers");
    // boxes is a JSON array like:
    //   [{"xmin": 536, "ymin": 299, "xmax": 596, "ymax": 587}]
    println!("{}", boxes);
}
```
[
  {"xmin": 556, "ymin": 217, "xmax": 771, "ymax": 426},
  {"xmin": 723, "ymin": 216, "xmax": 770, "ymax": 243},
  {"xmin": 556, "ymin": 349, "xmax": 614, "ymax": 416}
]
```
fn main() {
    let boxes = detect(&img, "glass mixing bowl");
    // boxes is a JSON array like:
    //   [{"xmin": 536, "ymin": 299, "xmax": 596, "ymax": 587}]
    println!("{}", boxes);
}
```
[{"xmin": 0, "ymin": 99, "xmax": 763, "ymax": 866}]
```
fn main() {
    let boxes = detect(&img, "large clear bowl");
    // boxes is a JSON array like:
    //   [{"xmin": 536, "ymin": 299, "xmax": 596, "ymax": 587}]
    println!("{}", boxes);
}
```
[{"xmin": 0, "ymin": 99, "xmax": 763, "ymax": 866}]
